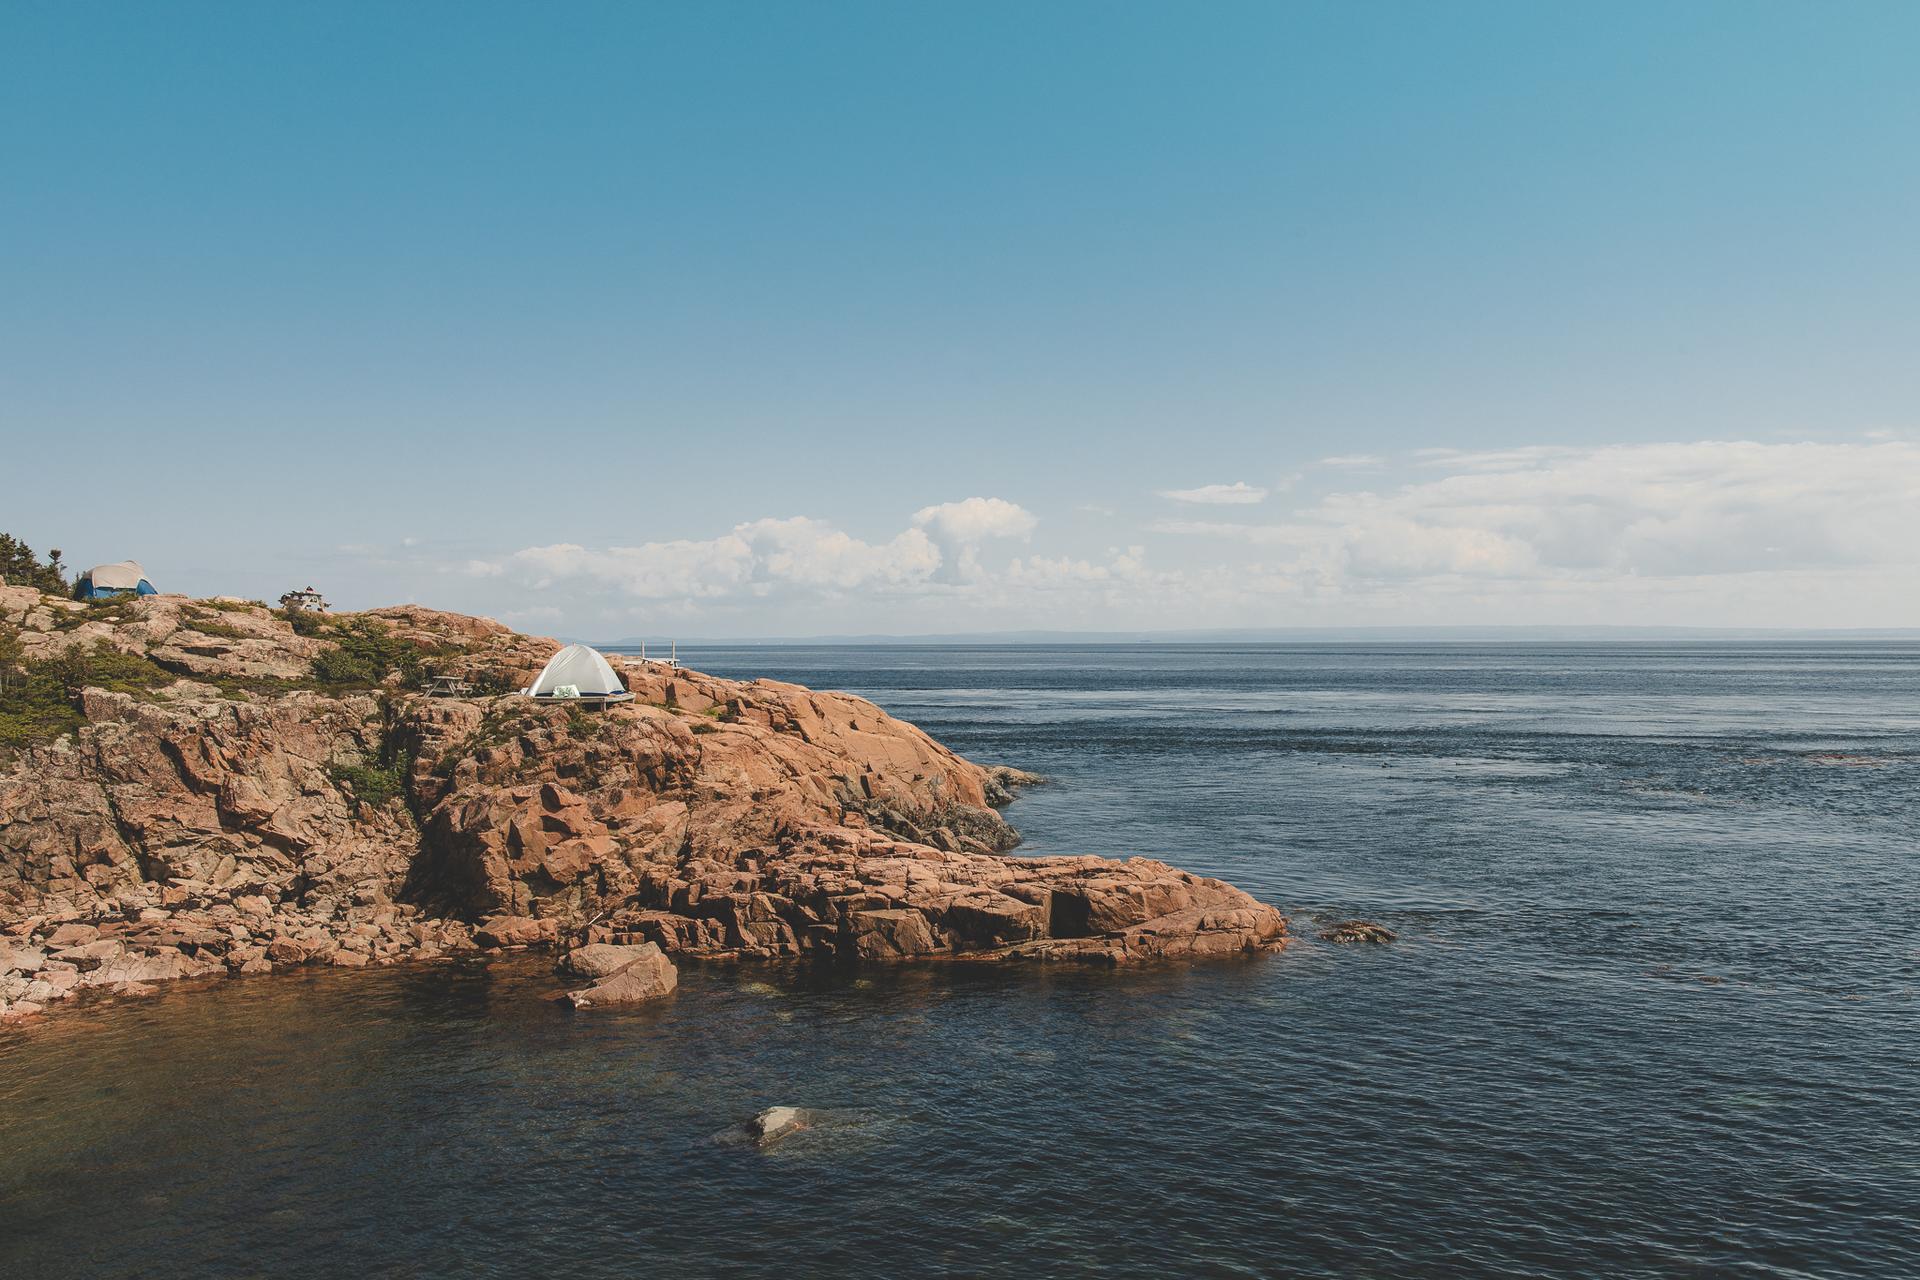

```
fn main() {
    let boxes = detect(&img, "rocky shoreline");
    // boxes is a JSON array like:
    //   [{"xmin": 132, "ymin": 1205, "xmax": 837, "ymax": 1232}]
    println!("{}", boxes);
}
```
[{"xmin": 0, "ymin": 589, "xmax": 1286, "ymax": 1024}]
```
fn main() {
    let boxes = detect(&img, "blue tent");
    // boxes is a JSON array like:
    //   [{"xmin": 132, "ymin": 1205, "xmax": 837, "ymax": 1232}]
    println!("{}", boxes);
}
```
[{"xmin": 77, "ymin": 560, "xmax": 158, "ymax": 599}]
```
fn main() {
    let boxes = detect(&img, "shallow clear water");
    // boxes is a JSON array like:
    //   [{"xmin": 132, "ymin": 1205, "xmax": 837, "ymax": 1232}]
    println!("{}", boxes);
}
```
[{"xmin": 3, "ymin": 644, "xmax": 1917, "ymax": 1278}]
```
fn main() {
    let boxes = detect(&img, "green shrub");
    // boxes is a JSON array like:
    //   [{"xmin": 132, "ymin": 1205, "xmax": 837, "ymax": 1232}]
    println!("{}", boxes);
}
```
[
  {"xmin": 467, "ymin": 668, "xmax": 519, "ymax": 696},
  {"xmin": 280, "ymin": 608, "xmax": 335, "ymax": 638},
  {"xmin": 432, "ymin": 704, "xmax": 528, "ymax": 776},
  {"xmin": 0, "ymin": 532, "xmax": 67, "ymax": 595},
  {"xmin": 35, "ymin": 641, "xmax": 173, "ymax": 697},
  {"xmin": 309, "ymin": 618, "xmax": 424, "ymax": 688},
  {"xmin": 39, "ymin": 598, "xmax": 137, "ymax": 632},
  {"xmin": 327, "ymin": 756, "xmax": 410, "ymax": 810},
  {"xmin": 0, "ymin": 638, "xmax": 173, "ymax": 756},
  {"xmin": 182, "ymin": 615, "xmax": 248, "ymax": 639}
]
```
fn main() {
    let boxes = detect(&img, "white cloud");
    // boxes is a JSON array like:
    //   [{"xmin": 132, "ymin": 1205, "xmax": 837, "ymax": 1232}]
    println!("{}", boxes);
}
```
[
  {"xmin": 1321, "ymin": 454, "xmax": 1383, "ymax": 468},
  {"xmin": 1160, "ymin": 440, "xmax": 1920, "ymax": 589},
  {"xmin": 910, "ymin": 497, "xmax": 1038, "ymax": 583},
  {"xmin": 1159, "ymin": 481, "xmax": 1269, "ymax": 505},
  {"xmin": 497, "ymin": 499, "xmax": 1032, "ymax": 603},
  {"xmin": 462, "ymin": 445, "xmax": 1920, "ymax": 631},
  {"xmin": 1004, "ymin": 545, "xmax": 1157, "ymax": 590},
  {"xmin": 911, "ymin": 497, "xmax": 1037, "ymax": 542},
  {"xmin": 507, "ymin": 518, "xmax": 944, "ymax": 601}
]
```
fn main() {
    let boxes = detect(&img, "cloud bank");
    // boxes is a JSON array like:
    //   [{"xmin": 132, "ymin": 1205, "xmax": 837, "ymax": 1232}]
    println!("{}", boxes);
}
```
[
  {"xmin": 1158, "ymin": 440, "xmax": 1920, "ymax": 583},
  {"xmin": 485, "ymin": 499, "xmax": 1037, "ymax": 602},
  {"xmin": 458, "ymin": 441, "xmax": 1920, "ymax": 631}
]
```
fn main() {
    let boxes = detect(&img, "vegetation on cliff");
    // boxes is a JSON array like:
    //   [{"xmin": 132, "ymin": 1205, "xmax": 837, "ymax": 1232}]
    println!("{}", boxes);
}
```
[
  {"xmin": 0, "ymin": 533, "xmax": 67, "ymax": 596},
  {"xmin": 0, "ymin": 633, "xmax": 173, "ymax": 756},
  {"xmin": 307, "ymin": 616, "xmax": 429, "ymax": 688}
]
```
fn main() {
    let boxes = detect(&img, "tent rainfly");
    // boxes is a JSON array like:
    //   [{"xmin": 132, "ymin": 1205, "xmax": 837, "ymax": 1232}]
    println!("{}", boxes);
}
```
[
  {"xmin": 524, "ymin": 644, "xmax": 634, "ymax": 704},
  {"xmin": 76, "ymin": 560, "xmax": 158, "ymax": 600}
]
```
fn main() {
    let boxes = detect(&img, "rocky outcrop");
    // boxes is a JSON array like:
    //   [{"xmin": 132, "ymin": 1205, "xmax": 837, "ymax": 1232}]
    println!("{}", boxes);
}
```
[
  {"xmin": 0, "ymin": 592, "xmax": 1286, "ymax": 1023},
  {"xmin": 0, "ymin": 586, "xmax": 329, "ymax": 677},
  {"xmin": 596, "ymin": 827, "xmax": 1285, "ymax": 965}
]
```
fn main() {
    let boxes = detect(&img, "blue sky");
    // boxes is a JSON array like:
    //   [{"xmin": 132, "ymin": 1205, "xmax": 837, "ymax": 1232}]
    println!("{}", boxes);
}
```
[{"xmin": 5, "ymin": 2, "xmax": 1919, "ymax": 635}]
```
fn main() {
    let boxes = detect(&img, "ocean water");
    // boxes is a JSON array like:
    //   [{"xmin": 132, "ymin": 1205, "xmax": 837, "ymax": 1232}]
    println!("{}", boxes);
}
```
[{"xmin": 3, "ymin": 644, "xmax": 1916, "ymax": 1278}]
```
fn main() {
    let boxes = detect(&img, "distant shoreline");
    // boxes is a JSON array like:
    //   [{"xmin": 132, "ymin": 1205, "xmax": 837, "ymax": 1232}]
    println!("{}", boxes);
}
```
[{"xmin": 593, "ymin": 627, "xmax": 1920, "ymax": 647}]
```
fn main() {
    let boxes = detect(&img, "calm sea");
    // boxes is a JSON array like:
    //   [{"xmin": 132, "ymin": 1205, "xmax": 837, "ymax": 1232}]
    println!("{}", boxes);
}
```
[{"xmin": 3, "ymin": 644, "xmax": 1916, "ymax": 1278}]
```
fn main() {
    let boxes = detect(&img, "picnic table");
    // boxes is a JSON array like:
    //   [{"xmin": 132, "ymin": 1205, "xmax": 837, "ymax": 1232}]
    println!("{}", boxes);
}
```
[{"xmin": 426, "ymin": 675, "xmax": 474, "ymax": 697}]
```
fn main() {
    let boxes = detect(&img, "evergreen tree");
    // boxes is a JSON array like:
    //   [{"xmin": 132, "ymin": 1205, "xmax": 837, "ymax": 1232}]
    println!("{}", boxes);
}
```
[{"xmin": 0, "ymin": 532, "xmax": 71, "ymax": 594}]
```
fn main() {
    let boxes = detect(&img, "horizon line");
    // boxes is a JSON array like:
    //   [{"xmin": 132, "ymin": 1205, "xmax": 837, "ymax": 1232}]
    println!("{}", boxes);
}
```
[{"xmin": 579, "ymin": 623, "xmax": 1920, "ymax": 647}]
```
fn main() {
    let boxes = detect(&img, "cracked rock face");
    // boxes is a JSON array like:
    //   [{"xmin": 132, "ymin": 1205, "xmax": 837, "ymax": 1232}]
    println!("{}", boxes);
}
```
[{"xmin": 0, "ymin": 595, "xmax": 1286, "ymax": 1023}]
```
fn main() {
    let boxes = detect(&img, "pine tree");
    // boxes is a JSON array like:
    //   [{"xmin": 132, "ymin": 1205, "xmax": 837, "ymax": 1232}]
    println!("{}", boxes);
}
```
[{"xmin": 0, "ymin": 533, "xmax": 72, "ymax": 594}]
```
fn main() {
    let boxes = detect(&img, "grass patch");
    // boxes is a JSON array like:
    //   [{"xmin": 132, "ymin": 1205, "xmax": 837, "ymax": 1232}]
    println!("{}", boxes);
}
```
[
  {"xmin": 564, "ymin": 703, "xmax": 610, "ymax": 738},
  {"xmin": 279, "ymin": 607, "xmax": 335, "ymax": 638},
  {"xmin": 327, "ymin": 756, "xmax": 410, "ymax": 810},
  {"xmin": 0, "ymin": 636, "xmax": 175, "ymax": 756},
  {"xmin": 200, "ymin": 673, "xmax": 328, "ymax": 700},
  {"xmin": 309, "ymin": 617, "xmax": 427, "ymax": 689},
  {"xmin": 287, "ymin": 611, "xmax": 475, "ymax": 692},
  {"xmin": 432, "ymin": 703, "xmax": 528, "ymax": 775},
  {"xmin": 182, "ymin": 615, "xmax": 249, "ymax": 639},
  {"xmin": 43, "ymin": 598, "xmax": 139, "ymax": 632},
  {"xmin": 329, "ymin": 697, "xmax": 417, "ymax": 813}
]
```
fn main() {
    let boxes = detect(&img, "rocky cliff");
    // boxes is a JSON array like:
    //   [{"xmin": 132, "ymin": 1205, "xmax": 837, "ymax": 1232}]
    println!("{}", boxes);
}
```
[{"xmin": 0, "ymin": 588, "xmax": 1286, "ymax": 1022}]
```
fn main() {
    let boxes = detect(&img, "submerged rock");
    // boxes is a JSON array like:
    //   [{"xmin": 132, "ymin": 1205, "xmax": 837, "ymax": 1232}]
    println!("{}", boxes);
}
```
[
  {"xmin": 749, "ymin": 1106, "xmax": 808, "ymax": 1146},
  {"xmin": 982, "ymin": 765, "xmax": 1047, "ymax": 807},
  {"xmin": 710, "ymin": 1105, "xmax": 833, "ymax": 1149},
  {"xmin": 1319, "ymin": 920, "xmax": 1397, "ymax": 945}
]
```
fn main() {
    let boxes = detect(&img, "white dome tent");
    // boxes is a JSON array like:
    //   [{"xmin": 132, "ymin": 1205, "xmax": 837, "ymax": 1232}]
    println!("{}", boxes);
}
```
[
  {"xmin": 77, "ymin": 560, "xmax": 158, "ymax": 600},
  {"xmin": 523, "ymin": 643, "xmax": 634, "ymax": 706}
]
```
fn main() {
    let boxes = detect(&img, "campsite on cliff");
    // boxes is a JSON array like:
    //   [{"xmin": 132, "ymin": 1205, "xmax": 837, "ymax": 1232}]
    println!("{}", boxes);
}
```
[{"xmin": 8, "ymin": 2, "xmax": 1920, "ymax": 1277}]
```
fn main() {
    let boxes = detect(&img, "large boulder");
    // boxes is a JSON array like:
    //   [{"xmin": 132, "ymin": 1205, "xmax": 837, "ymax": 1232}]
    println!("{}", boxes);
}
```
[
  {"xmin": 562, "ymin": 942, "xmax": 677, "ymax": 1008},
  {"xmin": 559, "ymin": 941, "xmax": 658, "ymax": 979}
]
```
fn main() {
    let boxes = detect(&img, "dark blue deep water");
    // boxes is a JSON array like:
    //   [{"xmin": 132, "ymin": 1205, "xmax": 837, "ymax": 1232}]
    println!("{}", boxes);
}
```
[{"xmin": 3, "ymin": 644, "xmax": 1917, "ymax": 1278}]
